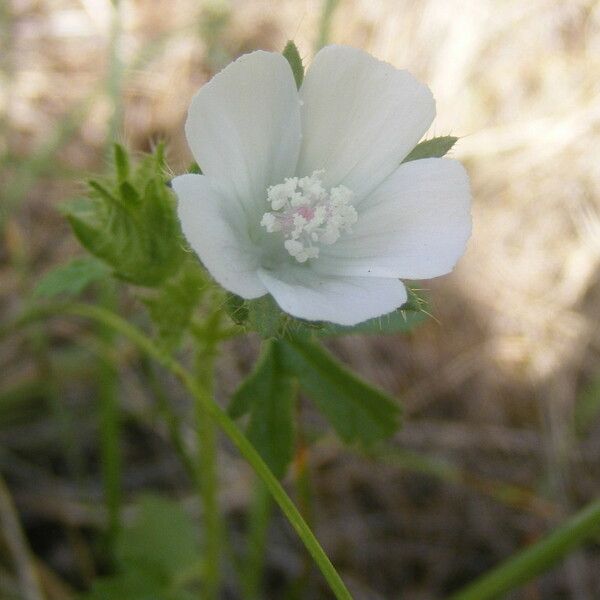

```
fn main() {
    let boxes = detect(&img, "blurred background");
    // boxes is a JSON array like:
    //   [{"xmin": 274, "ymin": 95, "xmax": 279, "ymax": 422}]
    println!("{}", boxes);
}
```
[{"xmin": 2, "ymin": 0, "xmax": 600, "ymax": 598}]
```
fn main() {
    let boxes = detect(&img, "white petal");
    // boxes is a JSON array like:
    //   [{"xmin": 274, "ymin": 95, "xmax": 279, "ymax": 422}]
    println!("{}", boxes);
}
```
[
  {"xmin": 257, "ymin": 266, "xmax": 407, "ymax": 326},
  {"xmin": 297, "ymin": 45, "xmax": 435, "ymax": 202},
  {"xmin": 315, "ymin": 158, "xmax": 471, "ymax": 279},
  {"xmin": 173, "ymin": 174, "xmax": 266, "ymax": 298},
  {"xmin": 185, "ymin": 51, "xmax": 301, "ymax": 221}
]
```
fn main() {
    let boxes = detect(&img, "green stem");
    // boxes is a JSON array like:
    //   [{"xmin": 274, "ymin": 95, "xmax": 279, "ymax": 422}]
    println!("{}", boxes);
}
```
[
  {"xmin": 107, "ymin": 0, "xmax": 123, "ymax": 145},
  {"xmin": 141, "ymin": 356, "xmax": 196, "ymax": 480},
  {"xmin": 315, "ymin": 0, "xmax": 340, "ymax": 51},
  {"xmin": 194, "ymin": 311, "xmax": 223, "ymax": 600},
  {"xmin": 241, "ymin": 481, "xmax": 273, "ymax": 599},
  {"xmin": 450, "ymin": 497, "xmax": 600, "ymax": 600},
  {"xmin": 4, "ymin": 302, "xmax": 353, "ymax": 600},
  {"xmin": 98, "ymin": 283, "xmax": 121, "ymax": 547}
]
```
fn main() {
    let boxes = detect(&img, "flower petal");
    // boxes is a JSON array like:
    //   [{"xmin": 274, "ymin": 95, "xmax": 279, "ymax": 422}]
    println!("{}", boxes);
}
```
[
  {"xmin": 257, "ymin": 266, "xmax": 407, "ymax": 326},
  {"xmin": 315, "ymin": 158, "xmax": 471, "ymax": 279},
  {"xmin": 185, "ymin": 51, "xmax": 301, "ymax": 221},
  {"xmin": 173, "ymin": 174, "xmax": 266, "ymax": 298},
  {"xmin": 297, "ymin": 45, "xmax": 435, "ymax": 201}
]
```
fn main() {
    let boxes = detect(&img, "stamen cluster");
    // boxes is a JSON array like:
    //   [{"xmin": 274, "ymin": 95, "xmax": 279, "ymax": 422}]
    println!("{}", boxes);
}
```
[{"xmin": 260, "ymin": 171, "xmax": 358, "ymax": 263}]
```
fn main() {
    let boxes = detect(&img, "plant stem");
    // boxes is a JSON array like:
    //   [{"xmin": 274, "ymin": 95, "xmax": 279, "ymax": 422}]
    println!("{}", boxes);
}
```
[
  {"xmin": 4, "ymin": 302, "xmax": 353, "ymax": 600},
  {"xmin": 141, "ymin": 356, "xmax": 196, "ymax": 480},
  {"xmin": 98, "ymin": 282, "xmax": 121, "ymax": 547},
  {"xmin": 107, "ymin": 0, "xmax": 123, "ymax": 145},
  {"xmin": 315, "ymin": 0, "xmax": 340, "ymax": 51},
  {"xmin": 194, "ymin": 311, "xmax": 223, "ymax": 600},
  {"xmin": 450, "ymin": 497, "xmax": 600, "ymax": 600},
  {"xmin": 241, "ymin": 481, "xmax": 273, "ymax": 599}
]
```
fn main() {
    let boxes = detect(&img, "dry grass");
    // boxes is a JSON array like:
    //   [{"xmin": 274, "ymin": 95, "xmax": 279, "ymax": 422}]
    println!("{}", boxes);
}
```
[{"xmin": 2, "ymin": 0, "xmax": 600, "ymax": 598}]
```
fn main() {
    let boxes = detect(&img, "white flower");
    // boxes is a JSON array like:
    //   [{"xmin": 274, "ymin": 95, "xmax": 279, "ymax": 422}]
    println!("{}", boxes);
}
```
[{"xmin": 172, "ymin": 46, "xmax": 471, "ymax": 326}]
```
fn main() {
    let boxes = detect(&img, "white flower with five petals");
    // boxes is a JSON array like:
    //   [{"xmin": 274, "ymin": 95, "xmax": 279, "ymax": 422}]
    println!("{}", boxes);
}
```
[{"xmin": 172, "ymin": 45, "xmax": 471, "ymax": 326}]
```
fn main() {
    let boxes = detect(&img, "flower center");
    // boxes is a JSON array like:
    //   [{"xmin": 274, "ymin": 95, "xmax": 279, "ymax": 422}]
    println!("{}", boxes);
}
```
[{"xmin": 260, "ymin": 171, "xmax": 358, "ymax": 263}]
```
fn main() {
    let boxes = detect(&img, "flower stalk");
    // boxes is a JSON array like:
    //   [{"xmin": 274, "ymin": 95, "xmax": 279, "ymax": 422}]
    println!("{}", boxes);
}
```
[{"xmin": 4, "ymin": 302, "xmax": 353, "ymax": 600}]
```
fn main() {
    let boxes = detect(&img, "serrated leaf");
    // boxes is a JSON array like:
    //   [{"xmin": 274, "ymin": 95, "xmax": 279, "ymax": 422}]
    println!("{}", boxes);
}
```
[
  {"xmin": 116, "ymin": 496, "xmax": 199, "ymax": 578},
  {"xmin": 142, "ymin": 264, "xmax": 204, "ymax": 350},
  {"xmin": 402, "ymin": 136, "xmax": 458, "ymax": 163},
  {"xmin": 33, "ymin": 257, "xmax": 110, "ymax": 299},
  {"xmin": 229, "ymin": 341, "xmax": 295, "ymax": 478},
  {"xmin": 283, "ymin": 40, "xmax": 304, "ymax": 89},
  {"xmin": 280, "ymin": 338, "xmax": 401, "ymax": 445}
]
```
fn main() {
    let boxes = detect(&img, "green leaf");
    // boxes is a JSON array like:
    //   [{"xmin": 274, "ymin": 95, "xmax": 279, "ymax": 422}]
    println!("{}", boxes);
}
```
[
  {"xmin": 280, "ymin": 338, "xmax": 401, "ymax": 445},
  {"xmin": 116, "ymin": 496, "xmax": 200, "ymax": 579},
  {"xmin": 83, "ymin": 496, "xmax": 201, "ymax": 600},
  {"xmin": 283, "ymin": 40, "xmax": 304, "ymax": 89},
  {"xmin": 402, "ymin": 136, "xmax": 458, "ymax": 163},
  {"xmin": 62, "ymin": 145, "xmax": 183, "ymax": 287},
  {"xmin": 142, "ymin": 264, "xmax": 205, "ymax": 351},
  {"xmin": 33, "ymin": 257, "xmax": 111, "ymax": 299},
  {"xmin": 188, "ymin": 161, "xmax": 202, "ymax": 174},
  {"xmin": 229, "ymin": 341, "xmax": 295, "ymax": 478},
  {"xmin": 84, "ymin": 571, "xmax": 165, "ymax": 600}
]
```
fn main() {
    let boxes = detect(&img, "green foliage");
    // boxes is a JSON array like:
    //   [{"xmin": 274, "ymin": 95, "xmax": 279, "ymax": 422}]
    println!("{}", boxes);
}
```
[
  {"xmin": 33, "ymin": 257, "xmax": 110, "ymax": 299},
  {"xmin": 229, "ymin": 341, "xmax": 295, "ymax": 478},
  {"xmin": 142, "ymin": 263, "xmax": 205, "ymax": 351},
  {"xmin": 229, "ymin": 335, "xmax": 402, "ymax": 474},
  {"xmin": 283, "ymin": 40, "xmax": 304, "ymax": 89},
  {"xmin": 84, "ymin": 496, "xmax": 201, "ymax": 600},
  {"xmin": 62, "ymin": 143, "xmax": 183, "ymax": 287},
  {"xmin": 402, "ymin": 135, "xmax": 458, "ymax": 163},
  {"xmin": 280, "ymin": 338, "xmax": 401, "ymax": 446}
]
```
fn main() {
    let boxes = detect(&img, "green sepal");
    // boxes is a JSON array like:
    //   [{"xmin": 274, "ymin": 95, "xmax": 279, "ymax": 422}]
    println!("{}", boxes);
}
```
[
  {"xmin": 283, "ymin": 40, "xmax": 304, "ymax": 89},
  {"xmin": 402, "ymin": 135, "xmax": 458, "ymax": 163},
  {"xmin": 229, "ymin": 340, "xmax": 295, "ymax": 478},
  {"xmin": 224, "ymin": 292, "xmax": 249, "ymax": 326},
  {"xmin": 141, "ymin": 263, "xmax": 205, "ymax": 351},
  {"xmin": 114, "ymin": 143, "xmax": 130, "ymax": 184},
  {"xmin": 61, "ymin": 144, "xmax": 183, "ymax": 287},
  {"xmin": 280, "ymin": 338, "xmax": 401, "ymax": 446}
]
